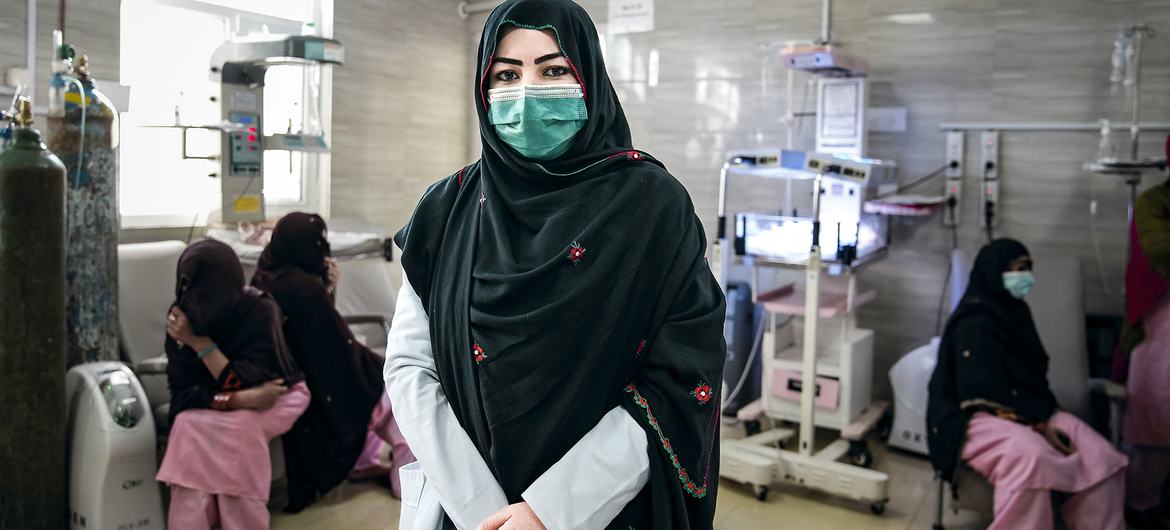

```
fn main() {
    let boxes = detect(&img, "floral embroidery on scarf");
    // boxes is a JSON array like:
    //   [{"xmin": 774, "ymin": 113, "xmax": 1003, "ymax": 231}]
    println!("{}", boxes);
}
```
[
  {"xmin": 691, "ymin": 383, "xmax": 712, "ymax": 405},
  {"xmin": 636, "ymin": 339, "xmax": 647, "ymax": 355},
  {"xmin": 624, "ymin": 384, "xmax": 712, "ymax": 498},
  {"xmin": 472, "ymin": 342, "xmax": 487, "ymax": 364},
  {"xmin": 567, "ymin": 241, "xmax": 586, "ymax": 265}
]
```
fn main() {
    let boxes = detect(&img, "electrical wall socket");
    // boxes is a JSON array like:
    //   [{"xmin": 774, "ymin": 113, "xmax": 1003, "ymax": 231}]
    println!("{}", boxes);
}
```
[
  {"xmin": 945, "ymin": 131, "xmax": 964, "ymax": 179},
  {"xmin": 980, "ymin": 130, "xmax": 1000, "ymax": 228},
  {"xmin": 943, "ymin": 131, "xmax": 964, "ymax": 226}
]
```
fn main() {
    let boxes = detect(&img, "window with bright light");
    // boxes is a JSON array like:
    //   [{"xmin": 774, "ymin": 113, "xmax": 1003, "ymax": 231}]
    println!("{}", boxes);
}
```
[{"xmin": 119, "ymin": 0, "xmax": 331, "ymax": 227}]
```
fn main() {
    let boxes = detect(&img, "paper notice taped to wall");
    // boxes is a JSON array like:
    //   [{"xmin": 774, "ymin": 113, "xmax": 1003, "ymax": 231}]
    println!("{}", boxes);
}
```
[{"xmin": 608, "ymin": 0, "xmax": 654, "ymax": 34}]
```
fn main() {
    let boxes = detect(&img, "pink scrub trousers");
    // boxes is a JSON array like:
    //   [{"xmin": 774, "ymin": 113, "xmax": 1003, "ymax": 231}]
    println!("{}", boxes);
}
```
[
  {"xmin": 962, "ymin": 410, "xmax": 1128, "ymax": 530},
  {"xmin": 159, "ymin": 382, "xmax": 311, "ymax": 530},
  {"xmin": 1125, "ymin": 295, "xmax": 1170, "ymax": 511}
]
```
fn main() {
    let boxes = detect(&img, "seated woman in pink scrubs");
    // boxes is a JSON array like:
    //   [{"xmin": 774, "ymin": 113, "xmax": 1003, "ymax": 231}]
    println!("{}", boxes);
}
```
[
  {"xmin": 928, "ymin": 239, "xmax": 1128, "ymax": 530},
  {"xmin": 157, "ymin": 239, "xmax": 310, "ymax": 530}
]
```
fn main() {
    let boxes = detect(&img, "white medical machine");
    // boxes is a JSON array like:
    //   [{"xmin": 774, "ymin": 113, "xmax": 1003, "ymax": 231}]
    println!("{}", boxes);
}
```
[
  {"xmin": 716, "ymin": 152, "xmax": 893, "ymax": 514},
  {"xmin": 66, "ymin": 362, "xmax": 165, "ymax": 530},
  {"xmin": 886, "ymin": 338, "xmax": 938, "ymax": 455},
  {"xmin": 210, "ymin": 36, "xmax": 342, "ymax": 223},
  {"xmin": 154, "ymin": 35, "xmax": 344, "ymax": 224}
]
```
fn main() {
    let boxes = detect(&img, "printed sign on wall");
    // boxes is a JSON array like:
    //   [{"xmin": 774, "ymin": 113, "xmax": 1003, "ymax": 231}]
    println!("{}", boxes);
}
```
[{"xmin": 608, "ymin": 0, "xmax": 654, "ymax": 34}]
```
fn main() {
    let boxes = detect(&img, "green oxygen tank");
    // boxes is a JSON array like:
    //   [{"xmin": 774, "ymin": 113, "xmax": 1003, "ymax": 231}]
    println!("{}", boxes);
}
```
[
  {"xmin": 0, "ymin": 97, "xmax": 68, "ymax": 530},
  {"xmin": 46, "ymin": 52, "xmax": 120, "ymax": 367}
]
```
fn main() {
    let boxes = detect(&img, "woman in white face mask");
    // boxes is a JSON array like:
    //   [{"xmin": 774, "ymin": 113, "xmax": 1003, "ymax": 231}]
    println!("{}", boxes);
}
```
[{"xmin": 927, "ymin": 239, "xmax": 1128, "ymax": 530}]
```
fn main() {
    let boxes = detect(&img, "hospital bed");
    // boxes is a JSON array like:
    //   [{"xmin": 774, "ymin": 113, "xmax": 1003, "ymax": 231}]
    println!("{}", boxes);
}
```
[
  {"xmin": 929, "ymin": 251, "xmax": 1126, "ymax": 529},
  {"xmin": 206, "ymin": 224, "xmax": 398, "ymax": 354},
  {"xmin": 116, "ymin": 238, "xmax": 397, "ymax": 509}
]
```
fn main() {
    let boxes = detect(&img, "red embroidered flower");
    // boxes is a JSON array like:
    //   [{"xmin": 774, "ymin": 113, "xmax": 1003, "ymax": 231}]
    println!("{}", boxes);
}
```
[
  {"xmin": 636, "ymin": 339, "xmax": 647, "ymax": 355},
  {"xmin": 567, "ymin": 241, "xmax": 586, "ymax": 264},
  {"xmin": 691, "ymin": 383, "xmax": 712, "ymax": 405},
  {"xmin": 472, "ymin": 342, "xmax": 487, "ymax": 364}
]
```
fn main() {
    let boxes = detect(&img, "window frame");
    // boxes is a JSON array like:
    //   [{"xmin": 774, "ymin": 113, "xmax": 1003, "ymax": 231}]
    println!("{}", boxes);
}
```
[{"xmin": 118, "ymin": 0, "xmax": 334, "ymax": 228}]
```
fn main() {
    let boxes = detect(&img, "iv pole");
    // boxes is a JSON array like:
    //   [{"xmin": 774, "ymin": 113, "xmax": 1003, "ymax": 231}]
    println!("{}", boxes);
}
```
[{"xmin": 799, "ymin": 171, "xmax": 825, "ymax": 455}]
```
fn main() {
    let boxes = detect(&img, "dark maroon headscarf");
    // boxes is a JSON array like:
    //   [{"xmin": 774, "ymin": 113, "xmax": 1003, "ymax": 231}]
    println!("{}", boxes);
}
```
[
  {"xmin": 251, "ymin": 213, "xmax": 385, "ymax": 511},
  {"xmin": 165, "ymin": 239, "xmax": 301, "ymax": 423},
  {"xmin": 257, "ymin": 212, "xmax": 331, "ymax": 281}
]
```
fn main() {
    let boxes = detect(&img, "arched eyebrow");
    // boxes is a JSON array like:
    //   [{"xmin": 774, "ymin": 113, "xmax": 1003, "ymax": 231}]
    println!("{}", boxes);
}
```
[{"xmin": 493, "ymin": 52, "xmax": 563, "ymax": 67}]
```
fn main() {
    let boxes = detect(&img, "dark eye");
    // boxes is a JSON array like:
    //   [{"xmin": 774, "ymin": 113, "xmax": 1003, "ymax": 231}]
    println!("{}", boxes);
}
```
[
  {"xmin": 543, "ymin": 65, "xmax": 570, "ymax": 78},
  {"xmin": 495, "ymin": 70, "xmax": 520, "ymax": 82}
]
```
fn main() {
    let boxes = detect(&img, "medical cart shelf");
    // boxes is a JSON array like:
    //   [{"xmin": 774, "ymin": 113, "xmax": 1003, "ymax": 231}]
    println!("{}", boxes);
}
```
[
  {"xmin": 756, "ymin": 283, "xmax": 877, "ymax": 319},
  {"xmin": 719, "ymin": 170, "xmax": 890, "ymax": 512}
]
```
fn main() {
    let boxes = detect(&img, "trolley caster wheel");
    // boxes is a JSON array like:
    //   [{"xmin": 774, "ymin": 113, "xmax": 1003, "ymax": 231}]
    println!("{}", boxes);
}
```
[
  {"xmin": 753, "ymin": 485, "xmax": 769, "ymax": 501},
  {"xmin": 744, "ymin": 420, "xmax": 762, "ymax": 436},
  {"xmin": 870, "ymin": 501, "xmax": 886, "ymax": 515},
  {"xmin": 876, "ymin": 412, "xmax": 893, "ymax": 442},
  {"xmin": 849, "ymin": 443, "xmax": 874, "ymax": 468}
]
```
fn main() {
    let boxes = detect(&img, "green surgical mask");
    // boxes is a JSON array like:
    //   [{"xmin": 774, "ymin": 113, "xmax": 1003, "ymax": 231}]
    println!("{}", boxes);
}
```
[
  {"xmin": 487, "ymin": 84, "xmax": 588, "ymax": 160},
  {"xmin": 1002, "ymin": 271, "xmax": 1035, "ymax": 299}
]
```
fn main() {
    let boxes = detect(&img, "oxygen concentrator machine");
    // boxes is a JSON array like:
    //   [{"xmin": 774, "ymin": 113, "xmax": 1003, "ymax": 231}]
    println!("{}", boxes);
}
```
[
  {"xmin": 887, "ymin": 338, "xmax": 939, "ymax": 455},
  {"xmin": 66, "ymin": 362, "xmax": 164, "ymax": 530}
]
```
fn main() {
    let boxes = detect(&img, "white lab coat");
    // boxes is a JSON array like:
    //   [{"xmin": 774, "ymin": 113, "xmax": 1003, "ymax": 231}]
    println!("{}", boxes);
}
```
[{"xmin": 384, "ymin": 268, "xmax": 650, "ymax": 530}]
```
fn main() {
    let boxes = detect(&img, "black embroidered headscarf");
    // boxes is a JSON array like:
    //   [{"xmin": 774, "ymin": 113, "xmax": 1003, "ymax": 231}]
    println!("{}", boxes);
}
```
[
  {"xmin": 927, "ymin": 239, "xmax": 1059, "ymax": 482},
  {"xmin": 394, "ymin": 1, "xmax": 726, "ymax": 527},
  {"xmin": 251, "ymin": 212, "xmax": 386, "ymax": 511},
  {"xmin": 165, "ymin": 239, "xmax": 302, "ymax": 424}
]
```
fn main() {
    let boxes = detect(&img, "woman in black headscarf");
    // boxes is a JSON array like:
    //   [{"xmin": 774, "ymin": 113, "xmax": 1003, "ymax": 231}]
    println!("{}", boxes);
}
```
[
  {"xmin": 156, "ymin": 238, "xmax": 310, "ymax": 530},
  {"xmin": 251, "ymin": 212, "xmax": 414, "ymax": 511},
  {"xmin": 385, "ymin": 1, "xmax": 726, "ymax": 529},
  {"xmin": 927, "ymin": 239, "xmax": 1127, "ymax": 530}
]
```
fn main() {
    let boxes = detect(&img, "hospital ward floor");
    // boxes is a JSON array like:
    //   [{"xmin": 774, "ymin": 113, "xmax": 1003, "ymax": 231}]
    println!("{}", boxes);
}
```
[{"xmin": 269, "ymin": 425, "xmax": 995, "ymax": 530}]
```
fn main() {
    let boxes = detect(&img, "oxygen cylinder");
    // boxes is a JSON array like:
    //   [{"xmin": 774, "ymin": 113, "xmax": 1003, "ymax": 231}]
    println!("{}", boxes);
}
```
[
  {"xmin": 46, "ymin": 53, "xmax": 121, "ymax": 367},
  {"xmin": 0, "ymin": 98, "xmax": 68, "ymax": 529}
]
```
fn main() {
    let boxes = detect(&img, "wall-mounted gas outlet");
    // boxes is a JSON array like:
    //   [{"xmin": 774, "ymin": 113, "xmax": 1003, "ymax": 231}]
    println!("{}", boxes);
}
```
[
  {"xmin": 980, "ymin": 130, "xmax": 999, "ymax": 229},
  {"xmin": 943, "ymin": 131, "xmax": 964, "ymax": 226}
]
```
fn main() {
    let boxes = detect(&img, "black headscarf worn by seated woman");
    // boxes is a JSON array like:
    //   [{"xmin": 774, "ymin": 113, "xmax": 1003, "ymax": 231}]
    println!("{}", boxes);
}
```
[
  {"xmin": 165, "ymin": 239, "xmax": 302, "ymax": 425},
  {"xmin": 251, "ymin": 212, "xmax": 386, "ymax": 511},
  {"xmin": 256, "ymin": 212, "xmax": 332, "ymax": 280},
  {"xmin": 927, "ymin": 239, "xmax": 1059, "ymax": 482},
  {"xmin": 395, "ymin": 1, "xmax": 726, "ymax": 528}
]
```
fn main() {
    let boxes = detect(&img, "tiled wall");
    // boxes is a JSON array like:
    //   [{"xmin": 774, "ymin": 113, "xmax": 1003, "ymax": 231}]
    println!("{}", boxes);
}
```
[
  {"xmin": 330, "ymin": 0, "xmax": 471, "ymax": 234},
  {"xmin": 465, "ymin": 0, "xmax": 1170, "ymax": 397},
  {"xmin": 0, "ymin": 0, "xmax": 120, "ymax": 101}
]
